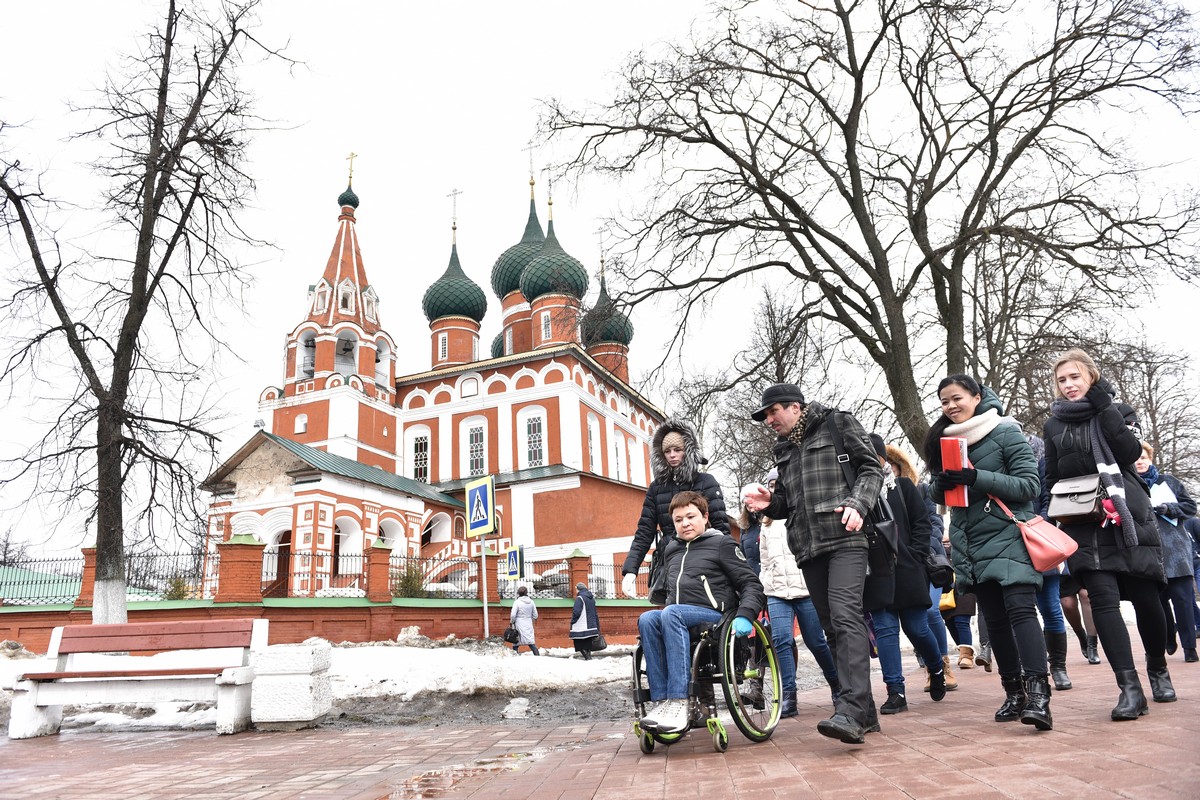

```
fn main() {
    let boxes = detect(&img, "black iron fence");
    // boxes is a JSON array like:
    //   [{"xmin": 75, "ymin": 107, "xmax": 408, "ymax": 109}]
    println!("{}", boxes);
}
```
[
  {"xmin": 0, "ymin": 556, "xmax": 85, "ymax": 606},
  {"xmin": 389, "ymin": 554, "xmax": 476, "ymax": 599},
  {"xmin": 125, "ymin": 550, "xmax": 218, "ymax": 601},
  {"xmin": 261, "ymin": 552, "xmax": 368, "ymax": 597}
]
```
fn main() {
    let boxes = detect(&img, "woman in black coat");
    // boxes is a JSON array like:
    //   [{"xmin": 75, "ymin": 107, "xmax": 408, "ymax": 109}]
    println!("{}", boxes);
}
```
[
  {"xmin": 621, "ymin": 418, "xmax": 728, "ymax": 601},
  {"xmin": 866, "ymin": 434, "xmax": 947, "ymax": 715},
  {"xmin": 1043, "ymin": 349, "xmax": 1171, "ymax": 720}
]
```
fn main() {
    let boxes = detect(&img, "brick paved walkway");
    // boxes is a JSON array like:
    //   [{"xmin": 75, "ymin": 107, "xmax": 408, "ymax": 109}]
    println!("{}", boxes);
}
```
[{"xmin": 3, "ymin": 645, "xmax": 1199, "ymax": 799}]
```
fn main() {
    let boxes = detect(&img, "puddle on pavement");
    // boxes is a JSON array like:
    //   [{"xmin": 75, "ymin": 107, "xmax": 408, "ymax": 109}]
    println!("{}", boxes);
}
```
[{"xmin": 384, "ymin": 734, "xmax": 624, "ymax": 799}]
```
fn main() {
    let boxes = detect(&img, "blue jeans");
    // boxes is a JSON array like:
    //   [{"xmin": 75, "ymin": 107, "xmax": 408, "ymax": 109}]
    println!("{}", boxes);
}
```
[
  {"xmin": 872, "ymin": 607, "xmax": 943, "ymax": 694},
  {"xmin": 767, "ymin": 595, "xmax": 838, "ymax": 692},
  {"xmin": 638, "ymin": 604, "xmax": 723, "ymax": 700},
  {"xmin": 946, "ymin": 614, "xmax": 973, "ymax": 647},
  {"xmin": 1034, "ymin": 572, "xmax": 1066, "ymax": 634},
  {"xmin": 927, "ymin": 584, "xmax": 949, "ymax": 656}
]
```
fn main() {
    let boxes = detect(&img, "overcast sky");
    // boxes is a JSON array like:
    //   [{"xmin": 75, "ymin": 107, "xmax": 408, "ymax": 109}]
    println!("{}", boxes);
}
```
[{"xmin": 3, "ymin": 1, "xmax": 1199, "ymax": 549}]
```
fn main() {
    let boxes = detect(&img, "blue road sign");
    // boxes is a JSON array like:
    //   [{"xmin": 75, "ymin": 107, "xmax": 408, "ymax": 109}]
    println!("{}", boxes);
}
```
[{"xmin": 465, "ymin": 476, "xmax": 495, "ymax": 537}]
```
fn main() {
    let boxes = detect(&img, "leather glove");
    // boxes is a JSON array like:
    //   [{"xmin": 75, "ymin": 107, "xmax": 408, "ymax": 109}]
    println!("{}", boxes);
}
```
[
  {"xmin": 1085, "ymin": 385, "xmax": 1113, "ymax": 411},
  {"xmin": 938, "ymin": 468, "xmax": 977, "ymax": 487},
  {"xmin": 732, "ymin": 616, "xmax": 754, "ymax": 637},
  {"xmin": 621, "ymin": 572, "xmax": 638, "ymax": 598}
]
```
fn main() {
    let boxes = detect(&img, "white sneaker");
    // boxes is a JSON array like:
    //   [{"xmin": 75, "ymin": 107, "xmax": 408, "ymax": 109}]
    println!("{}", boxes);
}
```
[
  {"xmin": 648, "ymin": 699, "xmax": 690, "ymax": 733},
  {"xmin": 640, "ymin": 700, "xmax": 667, "ymax": 728}
]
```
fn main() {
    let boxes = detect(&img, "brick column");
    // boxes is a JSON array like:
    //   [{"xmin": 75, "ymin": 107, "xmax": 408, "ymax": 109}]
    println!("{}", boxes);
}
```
[
  {"xmin": 481, "ymin": 546, "xmax": 501, "ymax": 604},
  {"xmin": 215, "ymin": 535, "xmax": 265, "ymax": 603},
  {"xmin": 567, "ymin": 549, "xmax": 590, "ymax": 595},
  {"xmin": 366, "ymin": 539, "xmax": 393, "ymax": 603},
  {"xmin": 74, "ymin": 547, "xmax": 97, "ymax": 608}
]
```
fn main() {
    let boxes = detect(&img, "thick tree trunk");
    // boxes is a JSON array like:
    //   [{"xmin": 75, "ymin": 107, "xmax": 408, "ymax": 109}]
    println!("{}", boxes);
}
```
[{"xmin": 94, "ymin": 406, "xmax": 128, "ymax": 623}]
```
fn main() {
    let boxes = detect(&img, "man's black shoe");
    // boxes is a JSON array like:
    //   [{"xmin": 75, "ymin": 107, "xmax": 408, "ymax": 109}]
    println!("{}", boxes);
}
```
[{"xmin": 816, "ymin": 713, "xmax": 865, "ymax": 744}]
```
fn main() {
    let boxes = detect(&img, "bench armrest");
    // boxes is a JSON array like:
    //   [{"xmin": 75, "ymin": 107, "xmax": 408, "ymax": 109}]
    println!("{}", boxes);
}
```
[{"xmin": 216, "ymin": 666, "xmax": 255, "ymax": 686}]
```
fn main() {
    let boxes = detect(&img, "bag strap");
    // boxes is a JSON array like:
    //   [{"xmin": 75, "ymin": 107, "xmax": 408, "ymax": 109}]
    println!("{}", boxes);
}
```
[
  {"xmin": 987, "ymin": 493, "xmax": 1021, "ymax": 523},
  {"xmin": 824, "ymin": 412, "xmax": 858, "ymax": 491}
]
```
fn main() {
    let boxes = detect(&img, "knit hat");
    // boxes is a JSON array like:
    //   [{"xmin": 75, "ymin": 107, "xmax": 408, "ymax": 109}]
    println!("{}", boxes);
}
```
[
  {"xmin": 765, "ymin": 467, "xmax": 779, "ymax": 483},
  {"xmin": 869, "ymin": 433, "xmax": 887, "ymax": 459},
  {"xmin": 661, "ymin": 431, "xmax": 686, "ymax": 451}
]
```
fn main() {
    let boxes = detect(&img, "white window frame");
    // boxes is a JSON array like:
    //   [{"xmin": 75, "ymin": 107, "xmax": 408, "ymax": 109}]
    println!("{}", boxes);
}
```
[
  {"xmin": 587, "ymin": 413, "xmax": 600, "ymax": 474},
  {"xmin": 504, "ymin": 326, "xmax": 513, "ymax": 355},
  {"xmin": 540, "ymin": 311, "xmax": 551, "ymax": 341},
  {"xmin": 459, "ymin": 416, "xmax": 488, "ymax": 478},
  {"xmin": 412, "ymin": 434, "xmax": 430, "ymax": 482},
  {"xmin": 471, "ymin": 336, "xmax": 478, "ymax": 362},
  {"xmin": 338, "ymin": 279, "xmax": 356, "ymax": 313},
  {"xmin": 613, "ymin": 435, "xmax": 627, "ymax": 482},
  {"xmin": 404, "ymin": 425, "xmax": 433, "ymax": 482},
  {"xmin": 313, "ymin": 282, "xmax": 330, "ymax": 314},
  {"xmin": 438, "ymin": 332, "xmax": 448, "ymax": 361},
  {"xmin": 517, "ymin": 406, "xmax": 547, "ymax": 470},
  {"xmin": 294, "ymin": 414, "xmax": 308, "ymax": 434}
]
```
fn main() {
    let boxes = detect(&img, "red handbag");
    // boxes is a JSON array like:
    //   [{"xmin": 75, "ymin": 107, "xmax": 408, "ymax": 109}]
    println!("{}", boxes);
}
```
[{"xmin": 988, "ymin": 495, "xmax": 1079, "ymax": 572}]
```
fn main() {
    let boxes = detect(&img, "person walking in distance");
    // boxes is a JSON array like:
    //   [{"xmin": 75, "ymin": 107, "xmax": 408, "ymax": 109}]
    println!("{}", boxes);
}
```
[
  {"xmin": 510, "ymin": 585, "xmax": 540, "ymax": 656},
  {"xmin": 743, "ymin": 384, "xmax": 885, "ymax": 745}
]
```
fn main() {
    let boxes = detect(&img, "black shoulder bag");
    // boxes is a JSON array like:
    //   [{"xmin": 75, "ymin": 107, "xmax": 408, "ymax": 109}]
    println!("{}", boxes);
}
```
[{"xmin": 825, "ymin": 413, "xmax": 897, "ymax": 577}]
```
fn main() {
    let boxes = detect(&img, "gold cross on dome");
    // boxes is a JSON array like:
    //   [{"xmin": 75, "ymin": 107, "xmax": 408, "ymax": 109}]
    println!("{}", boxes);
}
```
[{"xmin": 346, "ymin": 151, "xmax": 358, "ymax": 184}]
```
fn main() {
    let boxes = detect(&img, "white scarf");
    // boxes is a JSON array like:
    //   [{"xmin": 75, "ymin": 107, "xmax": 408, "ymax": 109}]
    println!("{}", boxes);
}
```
[{"xmin": 942, "ymin": 408, "xmax": 1019, "ymax": 446}]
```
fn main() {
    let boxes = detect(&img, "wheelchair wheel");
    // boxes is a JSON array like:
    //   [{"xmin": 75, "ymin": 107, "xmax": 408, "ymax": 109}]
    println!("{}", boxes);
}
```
[
  {"xmin": 631, "ymin": 643, "xmax": 685, "ymax": 746},
  {"xmin": 717, "ymin": 617, "xmax": 782, "ymax": 742}
]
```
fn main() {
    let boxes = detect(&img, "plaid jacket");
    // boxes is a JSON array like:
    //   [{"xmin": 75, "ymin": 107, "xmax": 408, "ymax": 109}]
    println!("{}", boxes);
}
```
[{"xmin": 763, "ymin": 403, "xmax": 885, "ymax": 566}]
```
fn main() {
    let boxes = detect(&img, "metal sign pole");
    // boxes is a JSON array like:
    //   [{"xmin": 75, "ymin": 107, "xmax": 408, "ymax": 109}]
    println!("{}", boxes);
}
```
[{"xmin": 481, "ymin": 537, "xmax": 489, "ymax": 639}]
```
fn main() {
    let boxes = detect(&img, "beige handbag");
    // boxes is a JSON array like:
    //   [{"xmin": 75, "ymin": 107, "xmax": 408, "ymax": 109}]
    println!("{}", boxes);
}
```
[{"xmin": 1047, "ymin": 474, "xmax": 1105, "ymax": 523}]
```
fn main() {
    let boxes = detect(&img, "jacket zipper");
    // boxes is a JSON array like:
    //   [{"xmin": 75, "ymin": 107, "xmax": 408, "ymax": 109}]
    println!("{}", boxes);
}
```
[
  {"xmin": 675, "ymin": 540, "xmax": 689, "ymax": 602},
  {"xmin": 700, "ymin": 575, "xmax": 721, "ymax": 610}
]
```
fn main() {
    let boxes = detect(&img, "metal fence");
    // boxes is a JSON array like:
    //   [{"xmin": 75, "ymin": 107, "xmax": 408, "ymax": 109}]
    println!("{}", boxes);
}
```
[
  {"xmin": 389, "ymin": 554, "xmax": 476, "ymax": 599},
  {"xmin": 262, "ymin": 552, "xmax": 368, "ymax": 598},
  {"xmin": 0, "ymin": 556, "xmax": 85, "ymax": 605},
  {"xmin": 125, "ymin": 550, "xmax": 218, "ymax": 601},
  {"xmin": 585, "ymin": 562, "xmax": 619, "ymax": 599}
]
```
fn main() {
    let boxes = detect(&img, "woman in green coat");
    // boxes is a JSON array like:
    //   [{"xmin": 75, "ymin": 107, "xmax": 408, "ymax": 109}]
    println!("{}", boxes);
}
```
[{"xmin": 924, "ymin": 375, "xmax": 1052, "ymax": 731}]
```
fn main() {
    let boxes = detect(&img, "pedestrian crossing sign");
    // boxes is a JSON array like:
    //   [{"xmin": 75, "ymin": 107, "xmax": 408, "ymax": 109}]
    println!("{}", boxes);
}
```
[{"xmin": 465, "ymin": 475, "xmax": 495, "ymax": 537}]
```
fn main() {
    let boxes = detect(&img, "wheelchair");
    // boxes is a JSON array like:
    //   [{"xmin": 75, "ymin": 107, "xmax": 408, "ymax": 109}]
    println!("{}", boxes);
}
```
[{"xmin": 631, "ymin": 611, "xmax": 782, "ymax": 753}]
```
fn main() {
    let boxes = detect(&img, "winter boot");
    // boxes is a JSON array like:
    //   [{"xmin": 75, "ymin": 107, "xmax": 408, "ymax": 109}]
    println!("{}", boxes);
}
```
[
  {"xmin": 1085, "ymin": 635, "xmax": 1101, "ymax": 665},
  {"xmin": 958, "ymin": 644, "xmax": 976, "ymax": 669},
  {"xmin": 1046, "ymin": 631, "xmax": 1072, "ymax": 690},
  {"xmin": 881, "ymin": 691, "xmax": 908, "ymax": 714},
  {"xmin": 1185, "ymin": 648, "xmax": 1199, "ymax": 663},
  {"xmin": 1110, "ymin": 669, "xmax": 1149, "ymax": 720},
  {"xmin": 975, "ymin": 642, "xmax": 993, "ymax": 672},
  {"xmin": 995, "ymin": 674, "xmax": 1027, "ymax": 722},
  {"xmin": 1147, "ymin": 657, "xmax": 1177, "ymax": 703},
  {"xmin": 780, "ymin": 689, "xmax": 798, "ymax": 719},
  {"xmin": 1019, "ymin": 674, "xmax": 1053, "ymax": 731},
  {"xmin": 928, "ymin": 666, "xmax": 947, "ymax": 702},
  {"xmin": 692, "ymin": 681, "xmax": 716, "ymax": 728},
  {"xmin": 942, "ymin": 654, "xmax": 959, "ymax": 691},
  {"xmin": 740, "ymin": 675, "xmax": 765, "ymax": 710}
]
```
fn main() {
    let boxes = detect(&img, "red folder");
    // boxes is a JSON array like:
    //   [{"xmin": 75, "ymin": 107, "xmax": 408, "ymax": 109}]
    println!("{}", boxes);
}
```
[{"xmin": 940, "ymin": 437, "xmax": 970, "ymax": 507}]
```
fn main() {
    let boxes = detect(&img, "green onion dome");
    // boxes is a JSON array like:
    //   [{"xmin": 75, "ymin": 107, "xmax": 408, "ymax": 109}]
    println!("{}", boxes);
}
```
[
  {"xmin": 337, "ymin": 183, "xmax": 360, "ymax": 209},
  {"xmin": 490, "ymin": 198, "xmax": 544, "ymax": 298},
  {"xmin": 519, "ymin": 220, "xmax": 589, "ymax": 302},
  {"xmin": 582, "ymin": 276, "xmax": 634, "ymax": 346},
  {"xmin": 421, "ymin": 243, "xmax": 488, "ymax": 322},
  {"xmin": 491, "ymin": 331, "xmax": 504, "ymax": 358}
]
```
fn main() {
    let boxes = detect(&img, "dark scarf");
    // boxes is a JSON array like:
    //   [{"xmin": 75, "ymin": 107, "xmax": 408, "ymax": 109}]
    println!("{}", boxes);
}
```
[
  {"xmin": 1140, "ymin": 464, "xmax": 1160, "ymax": 486},
  {"xmin": 785, "ymin": 407, "xmax": 809, "ymax": 447},
  {"xmin": 1051, "ymin": 397, "xmax": 1138, "ymax": 548}
]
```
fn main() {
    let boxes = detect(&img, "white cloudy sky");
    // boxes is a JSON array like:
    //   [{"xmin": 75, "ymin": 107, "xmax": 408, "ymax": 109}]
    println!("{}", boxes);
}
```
[{"xmin": 2, "ymin": 1, "xmax": 1198, "ymax": 548}]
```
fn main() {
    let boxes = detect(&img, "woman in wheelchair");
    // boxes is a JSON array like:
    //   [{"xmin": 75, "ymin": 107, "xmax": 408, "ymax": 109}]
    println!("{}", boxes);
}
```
[{"xmin": 637, "ymin": 491, "xmax": 766, "ymax": 734}]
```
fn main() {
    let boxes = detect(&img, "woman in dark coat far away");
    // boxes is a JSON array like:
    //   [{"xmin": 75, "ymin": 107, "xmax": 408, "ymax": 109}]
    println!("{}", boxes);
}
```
[
  {"xmin": 569, "ymin": 582, "xmax": 601, "ymax": 660},
  {"xmin": 1043, "ymin": 348, "xmax": 1172, "ymax": 720}
]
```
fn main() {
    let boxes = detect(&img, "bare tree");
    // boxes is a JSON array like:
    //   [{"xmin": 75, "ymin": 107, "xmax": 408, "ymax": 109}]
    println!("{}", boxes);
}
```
[
  {"xmin": 0, "ymin": 1, "xmax": 287, "ymax": 622},
  {"xmin": 544, "ymin": 0, "xmax": 1200, "ymax": 452},
  {"xmin": 0, "ymin": 528, "xmax": 30, "ymax": 567}
]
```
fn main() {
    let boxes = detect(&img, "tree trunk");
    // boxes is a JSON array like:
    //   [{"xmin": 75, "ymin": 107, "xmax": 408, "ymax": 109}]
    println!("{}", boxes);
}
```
[{"xmin": 94, "ymin": 406, "xmax": 128, "ymax": 623}]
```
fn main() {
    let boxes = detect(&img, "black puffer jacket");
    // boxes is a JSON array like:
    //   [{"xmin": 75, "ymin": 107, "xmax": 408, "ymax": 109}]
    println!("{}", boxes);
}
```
[
  {"xmin": 660, "ymin": 529, "xmax": 765, "ymax": 621},
  {"xmin": 622, "ymin": 418, "xmax": 728, "ymax": 576},
  {"xmin": 1043, "ymin": 388, "xmax": 1163, "ymax": 585}
]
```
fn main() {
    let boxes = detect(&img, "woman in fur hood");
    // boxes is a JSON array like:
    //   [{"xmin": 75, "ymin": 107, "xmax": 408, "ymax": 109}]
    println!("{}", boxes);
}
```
[{"xmin": 621, "ymin": 418, "xmax": 729, "ymax": 599}]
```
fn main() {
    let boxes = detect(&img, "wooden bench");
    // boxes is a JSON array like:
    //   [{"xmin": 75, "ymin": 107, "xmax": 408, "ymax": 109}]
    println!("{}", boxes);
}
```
[{"xmin": 7, "ymin": 618, "xmax": 267, "ymax": 739}]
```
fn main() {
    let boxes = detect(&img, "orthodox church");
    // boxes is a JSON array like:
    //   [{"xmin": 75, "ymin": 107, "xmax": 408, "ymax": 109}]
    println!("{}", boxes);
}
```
[{"xmin": 200, "ymin": 175, "xmax": 663, "ymax": 597}]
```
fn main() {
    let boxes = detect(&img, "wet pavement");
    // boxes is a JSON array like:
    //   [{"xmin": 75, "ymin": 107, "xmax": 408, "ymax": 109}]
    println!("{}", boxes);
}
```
[{"xmin": 3, "ymin": 641, "xmax": 1199, "ymax": 799}]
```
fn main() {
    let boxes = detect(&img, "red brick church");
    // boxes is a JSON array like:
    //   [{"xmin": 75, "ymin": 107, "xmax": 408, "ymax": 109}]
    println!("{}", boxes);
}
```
[{"xmin": 200, "ymin": 176, "xmax": 664, "ymax": 598}]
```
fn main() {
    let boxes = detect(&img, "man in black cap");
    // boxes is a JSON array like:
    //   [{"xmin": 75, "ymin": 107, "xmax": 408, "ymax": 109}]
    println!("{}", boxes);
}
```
[{"xmin": 744, "ymin": 383, "xmax": 885, "ymax": 744}]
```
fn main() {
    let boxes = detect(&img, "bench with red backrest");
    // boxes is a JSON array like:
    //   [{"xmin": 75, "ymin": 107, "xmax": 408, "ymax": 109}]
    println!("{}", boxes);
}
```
[{"xmin": 6, "ymin": 618, "xmax": 267, "ymax": 739}]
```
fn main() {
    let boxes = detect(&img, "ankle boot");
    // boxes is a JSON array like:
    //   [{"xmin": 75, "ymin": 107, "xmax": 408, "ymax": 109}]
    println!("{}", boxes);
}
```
[
  {"xmin": 780, "ymin": 689, "xmax": 798, "ymax": 718},
  {"xmin": 1046, "ymin": 631, "xmax": 1072, "ymax": 690},
  {"xmin": 928, "ymin": 666, "xmax": 946, "ymax": 702},
  {"xmin": 975, "ymin": 642, "xmax": 993, "ymax": 672},
  {"xmin": 995, "ymin": 674, "xmax": 1026, "ymax": 722},
  {"xmin": 1020, "ymin": 674, "xmax": 1053, "ymax": 731},
  {"xmin": 1147, "ymin": 658, "xmax": 1177, "ymax": 702},
  {"xmin": 942, "ymin": 654, "xmax": 959, "ymax": 691},
  {"xmin": 1085, "ymin": 635, "xmax": 1101, "ymax": 665},
  {"xmin": 958, "ymin": 644, "xmax": 975, "ymax": 669},
  {"xmin": 1110, "ymin": 669, "xmax": 1149, "ymax": 720}
]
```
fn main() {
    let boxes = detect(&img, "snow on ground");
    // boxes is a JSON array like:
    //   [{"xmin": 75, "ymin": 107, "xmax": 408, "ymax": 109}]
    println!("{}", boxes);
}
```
[{"xmin": 0, "ymin": 635, "xmax": 633, "ymax": 733}]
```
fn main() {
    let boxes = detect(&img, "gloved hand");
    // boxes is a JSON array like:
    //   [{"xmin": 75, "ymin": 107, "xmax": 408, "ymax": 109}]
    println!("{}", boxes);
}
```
[
  {"xmin": 1085, "ymin": 385, "xmax": 1113, "ymax": 411},
  {"xmin": 937, "ymin": 468, "xmax": 977, "ymax": 487},
  {"xmin": 732, "ymin": 616, "xmax": 754, "ymax": 637},
  {"xmin": 621, "ymin": 572, "xmax": 638, "ymax": 598},
  {"xmin": 1154, "ymin": 503, "xmax": 1181, "ymax": 519}
]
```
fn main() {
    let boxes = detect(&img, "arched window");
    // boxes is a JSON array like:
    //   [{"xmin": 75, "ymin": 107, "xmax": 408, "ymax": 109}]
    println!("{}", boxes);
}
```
[
  {"xmin": 460, "ymin": 416, "xmax": 488, "ymax": 478},
  {"xmin": 313, "ymin": 282, "xmax": 330, "ymax": 314},
  {"xmin": 517, "ymin": 406, "xmax": 547, "ymax": 470},
  {"xmin": 504, "ymin": 326, "xmax": 513, "ymax": 355},
  {"xmin": 338, "ymin": 279, "xmax": 356, "ymax": 313},
  {"xmin": 335, "ymin": 334, "xmax": 357, "ymax": 375},
  {"xmin": 294, "ymin": 414, "xmax": 308, "ymax": 434},
  {"xmin": 540, "ymin": 311, "xmax": 551, "ymax": 341},
  {"xmin": 298, "ymin": 331, "xmax": 316, "ymax": 379},
  {"xmin": 614, "ymin": 435, "xmax": 627, "ymax": 482},
  {"xmin": 405, "ymin": 425, "xmax": 432, "ymax": 482},
  {"xmin": 471, "ymin": 336, "xmax": 478, "ymax": 362},
  {"xmin": 363, "ymin": 286, "xmax": 378, "ymax": 322},
  {"xmin": 438, "ymin": 332, "xmax": 448, "ymax": 361},
  {"xmin": 587, "ymin": 414, "xmax": 601, "ymax": 474}
]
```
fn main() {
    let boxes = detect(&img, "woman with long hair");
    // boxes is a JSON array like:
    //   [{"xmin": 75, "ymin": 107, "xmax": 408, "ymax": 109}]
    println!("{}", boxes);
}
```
[
  {"xmin": 924, "ymin": 375, "xmax": 1052, "ymax": 731},
  {"xmin": 1043, "ymin": 349, "xmax": 1172, "ymax": 719}
]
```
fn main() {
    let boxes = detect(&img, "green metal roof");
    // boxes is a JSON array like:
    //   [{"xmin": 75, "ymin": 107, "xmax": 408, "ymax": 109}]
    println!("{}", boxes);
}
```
[
  {"xmin": 337, "ymin": 183, "xmax": 360, "ymax": 209},
  {"xmin": 491, "ymin": 198, "xmax": 545, "ymax": 298},
  {"xmin": 582, "ymin": 276, "xmax": 634, "ymax": 346},
  {"xmin": 491, "ymin": 331, "xmax": 504, "ymax": 358},
  {"xmin": 422, "ymin": 243, "xmax": 488, "ymax": 322},
  {"xmin": 519, "ymin": 219, "xmax": 589, "ymax": 301},
  {"xmin": 432, "ymin": 463, "xmax": 577, "ymax": 493},
  {"xmin": 263, "ymin": 433, "xmax": 464, "ymax": 508}
]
